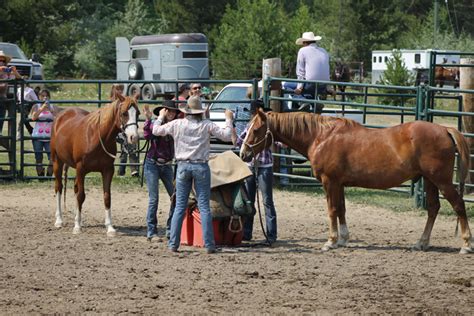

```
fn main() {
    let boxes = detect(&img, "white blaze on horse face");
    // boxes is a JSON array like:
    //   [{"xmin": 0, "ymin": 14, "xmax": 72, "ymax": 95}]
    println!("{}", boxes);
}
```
[
  {"xmin": 240, "ymin": 120, "xmax": 256, "ymax": 160},
  {"xmin": 125, "ymin": 106, "xmax": 139, "ymax": 144}
]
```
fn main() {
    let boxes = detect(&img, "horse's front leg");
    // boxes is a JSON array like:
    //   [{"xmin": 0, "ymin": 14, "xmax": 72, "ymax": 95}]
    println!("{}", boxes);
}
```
[
  {"xmin": 102, "ymin": 168, "xmax": 116, "ymax": 236},
  {"xmin": 321, "ymin": 177, "xmax": 344, "ymax": 251},
  {"xmin": 73, "ymin": 167, "xmax": 86, "ymax": 234}
]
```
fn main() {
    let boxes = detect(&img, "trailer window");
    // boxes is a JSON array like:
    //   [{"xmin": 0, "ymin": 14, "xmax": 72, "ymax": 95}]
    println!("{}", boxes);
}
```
[
  {"xmin": 132, "ymin": 49, "xmax": 148, "ymax": 59},
  {"xmin": 414, "ymin": 54, "xmax": 420, "ymax": 64},
  {"xmin": 373, "ymin": 56, "xmax": 376, "ymax": 63},
  {"xmin": 378, "ymin": 56, "xmax": 382, "ymax": 63},
  {"xmin": 384, "ymin": 56, "xmax": 388, "ymax": 63},
  {"xmin": 183, "ymin": 51, "xmax": 207, "ymax": 59}
]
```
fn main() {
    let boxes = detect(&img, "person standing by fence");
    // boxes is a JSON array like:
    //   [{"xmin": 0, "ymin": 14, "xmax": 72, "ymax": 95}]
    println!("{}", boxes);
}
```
[
  {"xmin": 30, "ymin": 89, "xmax": 59, "ymax": 177},
  {"xmin": 142, "ymin": 100, "xmax": 178, "ymax": 241},
  {"xmin": 232, "ymin": 100, "xmax": 278, "ymax": 243}
]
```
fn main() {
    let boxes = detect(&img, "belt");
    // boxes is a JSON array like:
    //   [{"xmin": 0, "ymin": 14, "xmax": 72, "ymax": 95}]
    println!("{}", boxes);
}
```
[
  {"xmin": 147, "ymin": 157, "xmax": 172, "ymax": 165},
  {"xmin": 177, "ymin": 159, "xmax": 207, "ymax": 164}
]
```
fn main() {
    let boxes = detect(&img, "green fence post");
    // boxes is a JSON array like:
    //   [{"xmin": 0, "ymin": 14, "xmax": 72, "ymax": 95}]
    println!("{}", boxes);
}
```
[{"xmin": 414, "ymin": 85, "xmax": 427, "ymax": 208}]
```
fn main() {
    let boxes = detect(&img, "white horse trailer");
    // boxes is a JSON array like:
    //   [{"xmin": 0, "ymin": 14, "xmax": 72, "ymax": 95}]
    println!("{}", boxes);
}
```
[
  {"xmin": 116, "ymin": 33, "xmax": 209, "ymax": 99},
  {"xmin": 371, "ymin": 49, "xmax": 460, "ymax": 85}
]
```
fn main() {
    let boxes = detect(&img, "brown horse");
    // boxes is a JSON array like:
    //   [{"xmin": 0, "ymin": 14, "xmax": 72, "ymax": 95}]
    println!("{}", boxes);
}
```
[
  {"xmin": 435, "ymin": 66, "xmax": 460, "ymax": 88},
  {"xmin": 331, "ymin": 61, "xmax": 351, "ymax": 101},
  {"xmin": 50, "ymin": 95, "xmax": 140, "ymax": 236},
  {"xmin": 240, "ymin": 110, "xmax": 472, "ymax": 254}
]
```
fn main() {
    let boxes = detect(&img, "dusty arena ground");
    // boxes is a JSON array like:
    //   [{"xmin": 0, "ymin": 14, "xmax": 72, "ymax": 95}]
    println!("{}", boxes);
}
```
[{"xmin": 1, "ymin": 183, "xmax": 473, "ymax": 314}]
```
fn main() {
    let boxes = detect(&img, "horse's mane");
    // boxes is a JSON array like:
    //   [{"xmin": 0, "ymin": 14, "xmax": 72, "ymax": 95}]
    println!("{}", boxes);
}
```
[
  {"xmin": 86, "ymin": 99, "xmax": 120, "ymax": 126},
  {"xmin": 269, "ymin": 112, "xmax": 360, "ymax": 139}
]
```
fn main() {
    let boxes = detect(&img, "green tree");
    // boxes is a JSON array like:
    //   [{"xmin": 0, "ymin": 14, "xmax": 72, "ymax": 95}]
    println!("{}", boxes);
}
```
[
  {"xmin": 73, "ymin": 0, "xmax": 166, "ymax": 78},
  {"xmin": 377, "ymin": 50, "xmax": 415, "ymax": 106},
  {"xmin": 212, "ymin": 0, "xmax": 290, "ymax": 79}
]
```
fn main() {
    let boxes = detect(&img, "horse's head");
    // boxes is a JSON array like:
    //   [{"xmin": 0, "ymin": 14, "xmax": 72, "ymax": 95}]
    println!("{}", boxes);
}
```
[
  {"xmin": 334, "ymin": 61, "xmax": 343, "ymax": 80},
  {"xmin": 239, "ymin": 109, "xmax": 272, "ymax": 162},
  {"xmin": 116, "ymin": 94, "xmax": 140, "ymax": 144}
]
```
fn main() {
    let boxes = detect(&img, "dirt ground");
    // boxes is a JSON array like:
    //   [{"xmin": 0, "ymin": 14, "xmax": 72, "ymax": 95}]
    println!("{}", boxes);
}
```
[{"xmin": 0, "ymin": 184, "xmax": 473, "ymax": 314}]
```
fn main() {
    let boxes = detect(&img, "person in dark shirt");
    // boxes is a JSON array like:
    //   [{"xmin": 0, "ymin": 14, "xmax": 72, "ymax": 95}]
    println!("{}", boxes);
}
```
[{"xmin": 143, "ymin": 100, "xmax": 178, "ymax": 241}]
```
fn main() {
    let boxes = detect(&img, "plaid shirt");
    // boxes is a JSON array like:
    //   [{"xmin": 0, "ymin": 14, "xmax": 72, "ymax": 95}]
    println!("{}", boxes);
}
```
[{"xmin": 236, "ymin": 126, "xmax": 273, "ymax": 168}]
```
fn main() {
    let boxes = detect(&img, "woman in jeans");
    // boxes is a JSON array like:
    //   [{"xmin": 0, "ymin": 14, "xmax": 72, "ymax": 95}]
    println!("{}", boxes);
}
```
[
  {"xmin": 143, "ymin": 100, "xmax": 178, "ymax": 241},
  {"xmin": 153, "ymin": 96, "xmax": 233, "ymax": 254},
  {"xmin": 30, "ymin": 89, "xmax": 59, "ymax": 177}
]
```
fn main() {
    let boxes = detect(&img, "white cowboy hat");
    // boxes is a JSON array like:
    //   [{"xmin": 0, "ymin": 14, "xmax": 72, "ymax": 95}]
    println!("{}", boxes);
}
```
[
  {"xmin": 0, "ymin": 51, "xmax": 12, "ymax": 63},
  {"xmin": 295, "ymin": 32, "xmax": 322, "ymax": 45},
  {"xmin": 179, "ymin": 96, "xmax": 205, "ymax": 114}
]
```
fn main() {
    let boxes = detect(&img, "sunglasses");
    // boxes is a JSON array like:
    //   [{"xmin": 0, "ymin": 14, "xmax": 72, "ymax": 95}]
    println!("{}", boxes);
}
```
[{"xmin": 192, "ymin": 86, "xmax": 202, "ymax": 90}]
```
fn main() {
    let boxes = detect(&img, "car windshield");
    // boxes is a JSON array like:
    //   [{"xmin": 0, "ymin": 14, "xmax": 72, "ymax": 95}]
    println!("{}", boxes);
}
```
[
  {"xmin": 0, "ymin": 44, "xmax": 27, "ymax": 60},
  {"xmin": 212, "ymin": 86, "xmax": 249, "ymax": 111}
]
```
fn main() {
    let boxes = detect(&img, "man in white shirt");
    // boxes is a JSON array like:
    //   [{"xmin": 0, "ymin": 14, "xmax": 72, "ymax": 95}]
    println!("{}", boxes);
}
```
[{"xmin": 294, "ymin": 32, "xmax": 330, "ymax": 105}]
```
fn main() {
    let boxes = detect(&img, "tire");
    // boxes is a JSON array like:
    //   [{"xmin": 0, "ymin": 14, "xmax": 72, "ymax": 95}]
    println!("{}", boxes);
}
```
[
  {"xmin": 141, "ymin": 84, "xmax": 156, "ymax": 100},
  {"xmin": 128, "ymin": 84, "xmax": 142, "ymax": 99},
  {"xmin": 128, "ymin": 60, "xmax": 143, "ymax": 80}
]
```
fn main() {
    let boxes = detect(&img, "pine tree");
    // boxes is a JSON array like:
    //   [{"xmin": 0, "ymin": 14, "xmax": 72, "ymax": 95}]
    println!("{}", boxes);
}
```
[{"xmin": 377, "ymin": 50, "xmax": 415, "ymax": 106}]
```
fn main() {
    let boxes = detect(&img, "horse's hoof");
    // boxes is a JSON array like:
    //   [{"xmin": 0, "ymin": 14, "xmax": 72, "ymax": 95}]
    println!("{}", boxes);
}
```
[
  {"xmin": 72, "ymin": 227, "xmax": 81, "ymax": 234},
  {"xmin": 107, "ymin": 229, "xmax": 117, "ymax": 237},
  {"xmin": 459, "ymin": 247, "xmax": 472, "ymax": 254},
  {"xmin": 321, "ymin": 242, "xmax": 338, "ymax": 252},
  {"xmin": 54, "ymin": 221, "xmax": 63, "ymax": 228},
  {"xmin": 337, "ymin": 238, "xmax": 349, "ymax": 247},
  {"xmin": 412, "ymin": 242, "xmax": 430, "ymax": 251}
]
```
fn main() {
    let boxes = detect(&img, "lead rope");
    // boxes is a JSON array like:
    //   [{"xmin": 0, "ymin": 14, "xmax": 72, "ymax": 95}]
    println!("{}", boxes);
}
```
[{"xmin": 98, "ymin": 109, "xmax": 118, "ymax": 159}]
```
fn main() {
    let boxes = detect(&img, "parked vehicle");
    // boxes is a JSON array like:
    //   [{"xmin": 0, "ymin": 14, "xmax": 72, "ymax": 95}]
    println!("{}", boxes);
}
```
[
  {"xmin": 115, "ymin": 33, "xmax": 209, "ymax": 99},
  {"xmin": 0, "ymin": 42, "xmax": 44, "ymax": 96},
  {"xmin": 209, "ymin": 83, "xmax": 252, "ymax": 129},
  {"xmin": 371, "ymin": 49, "xmax": 460, "ymax": 86}
]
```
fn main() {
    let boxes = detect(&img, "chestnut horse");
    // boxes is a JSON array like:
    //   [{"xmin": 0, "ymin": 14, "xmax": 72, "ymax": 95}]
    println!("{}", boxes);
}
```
[
  {"xmin": 50, "ymin": 95, "xmax": 139, "ymax": 236},
  {"xmin": 240, "ymin": 110, "xmax": 472, "ymax": 254},
  {"xmin": 435, "ymin": 66, "xmax": 460, "ymax": 88}
]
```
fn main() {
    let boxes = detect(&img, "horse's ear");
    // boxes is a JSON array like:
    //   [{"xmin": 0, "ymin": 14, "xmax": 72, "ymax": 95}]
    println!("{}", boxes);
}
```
[
  {"xmin": 116, "ymin": 93, "xmax": 125, "ymax": 102},
  {"xmin": 132, "ymin": 92, "xmax": 139, "ymax": 103},
  {"xmin": 257, "ymin": 107, "xmax": 267, "ymax": 120}
]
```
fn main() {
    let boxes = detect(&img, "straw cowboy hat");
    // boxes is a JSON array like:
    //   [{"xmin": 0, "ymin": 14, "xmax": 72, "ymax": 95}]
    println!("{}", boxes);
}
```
[
  {"xmin": 153, "ymin": 100, "xmax": 179, "ymax": 116},
  {"xmin": 179, "ymin": 96, "xmax": 205, "ymax": 114},
  {"xmin": 0, "ymin": 51, "xmax": 12, "ymax": 63},
  {"xmin": 295, "ymin": 32, "xmax": 322, "ymax": 45}
]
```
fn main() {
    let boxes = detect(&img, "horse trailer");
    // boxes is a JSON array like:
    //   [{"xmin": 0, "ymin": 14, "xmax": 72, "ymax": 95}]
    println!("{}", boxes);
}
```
[
  {"xmin": 115, "ymin": 33, "xmax": 209, "ymax": 99},
  {"xmin": 371, "ymin": 49, "xmax": 460, "ymax": 85}
]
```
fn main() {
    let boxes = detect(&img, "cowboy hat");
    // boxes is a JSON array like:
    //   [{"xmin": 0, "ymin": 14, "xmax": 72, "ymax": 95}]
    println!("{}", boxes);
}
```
[
  {"xmin": 0, "ymin": 51, "xmax": 12, "ymax": 63},
  {"xmin": 153, "ymin": 100, "xmax": 179, "ymax": 116},
  {"xmin": 179, "ymin": 96, "xmax": 205, "ymax": 114},
  {"xmin": 295, "ymin": 32, "xmax": 322, "ymax": 45}
]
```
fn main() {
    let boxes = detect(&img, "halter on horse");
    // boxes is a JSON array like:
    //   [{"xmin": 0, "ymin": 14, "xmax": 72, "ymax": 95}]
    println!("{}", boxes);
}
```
[
  {"xmin": 240, "ymin": 110, "xmax": 472, "ymax": 254},
  {"xmin": 50, "ymin": 94, "xmax": 140, "ymax": 236}
]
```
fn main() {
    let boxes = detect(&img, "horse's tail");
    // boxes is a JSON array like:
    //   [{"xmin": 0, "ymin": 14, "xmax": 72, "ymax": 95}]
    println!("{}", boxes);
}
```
[
  {"xmin": 63, "ymin": 164, "xmax": 69, "ymax": 213},
  {"xmin": 446, "ymin": 127, "xmax": 470, "ymax": 198}
]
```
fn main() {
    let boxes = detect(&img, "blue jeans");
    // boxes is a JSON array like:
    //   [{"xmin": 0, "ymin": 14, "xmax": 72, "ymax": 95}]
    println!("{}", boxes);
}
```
[
  {"xmin": 144, "ymin": 158, "xmax": 175, "ymax": 238},
  {"xmin": 168, "ymin": 162, "xmax": 215, "ymax": 250},
  {"xmin": 32, "ymin": 140, "xmax": 51, "ymax": 161},
  {"xmin": 243, "ymin": 166, "xmax": 277, "ymax": 242}
]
